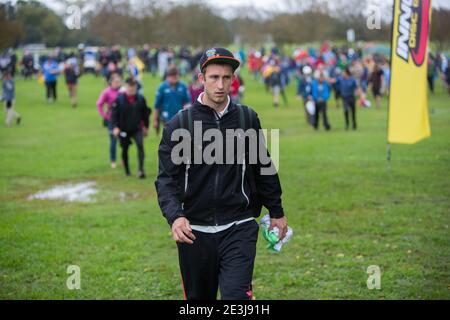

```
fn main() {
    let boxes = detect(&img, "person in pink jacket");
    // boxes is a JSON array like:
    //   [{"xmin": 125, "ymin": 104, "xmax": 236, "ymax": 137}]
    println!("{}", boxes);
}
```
[{"xmin": 96, "ymin": 73, "xmax": 122, "ymax": 168}]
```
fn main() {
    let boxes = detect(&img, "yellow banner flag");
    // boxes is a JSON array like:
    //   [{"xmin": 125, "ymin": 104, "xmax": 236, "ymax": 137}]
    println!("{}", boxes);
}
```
[{"xmin": 388, "ymin": 0, "xmax": 432, "ymax": 144}]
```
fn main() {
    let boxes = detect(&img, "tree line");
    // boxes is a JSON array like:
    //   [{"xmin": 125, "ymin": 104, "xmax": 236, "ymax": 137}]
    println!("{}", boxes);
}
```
[{"xmin": 1, "ymin": 0, "xmax": 449, "ymax": 50}]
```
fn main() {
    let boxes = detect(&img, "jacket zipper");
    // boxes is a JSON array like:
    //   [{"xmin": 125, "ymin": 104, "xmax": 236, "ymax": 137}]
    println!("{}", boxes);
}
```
[
  {"xmin": 181, "ymin": 163, "xmax": 190, "ymax": 211},
  {"xmin": 213, "ymin": 111, "xmax": 221, "ymax": 226},
  {"xmin": 241, "ymin": 160, "xmax": 250, "ymax": 209}
]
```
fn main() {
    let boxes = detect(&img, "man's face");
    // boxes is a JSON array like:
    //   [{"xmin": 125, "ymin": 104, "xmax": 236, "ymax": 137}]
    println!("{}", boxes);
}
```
[
  {"xmin": 319, "ymin": 73, "xmax": 325, "ymax": 82},
  {"xmin": 167, "ymin": 74, "xmax": 179, "ymax": 86},
  {"xmin": 111, "ymin": 77, "xmax": 122, "ymax": 90},
  {"xmin": 199, "ymin": 64, "xmax": 234, "ymax": 105},
  {"xmin": 126, "ymin": 83, "xmax": 137, "ymax": 96}
]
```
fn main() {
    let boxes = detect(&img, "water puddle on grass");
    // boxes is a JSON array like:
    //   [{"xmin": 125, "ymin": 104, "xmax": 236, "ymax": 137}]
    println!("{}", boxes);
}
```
[
  {"xmin": 118, "ymin": 191, "xmax": 140, "ymax": 202},
  {"xmin": 28, "ymin": 181, "xmax": 99, "ymax": 203}
]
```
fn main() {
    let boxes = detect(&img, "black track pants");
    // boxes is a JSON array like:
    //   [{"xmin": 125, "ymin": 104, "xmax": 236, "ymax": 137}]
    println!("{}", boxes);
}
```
[{"xmin": 177, "ymin": 219, "xmax": 259, "ymax": 300}]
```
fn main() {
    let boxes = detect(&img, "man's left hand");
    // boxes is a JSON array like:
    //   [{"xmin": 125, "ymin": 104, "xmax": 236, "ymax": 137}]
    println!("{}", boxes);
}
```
[{"xmin": 269, "ymin": 216, "xmax": 288, "ymax": 241}]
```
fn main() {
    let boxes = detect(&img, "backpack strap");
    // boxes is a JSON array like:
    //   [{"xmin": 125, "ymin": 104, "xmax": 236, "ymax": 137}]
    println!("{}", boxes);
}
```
[
  {"xmin": 247, "ymin": 106, "xmax": 255, "ymax": 129},
  {"xmin": 236, "ymin": 104, "xmax": 246, "ymax": 130},
  {"xmin": 177, "ymin": 107, "xmax": 194, "ymax": 135},
  {"xmin": 179, "ymin": 104, "xmax": 255, "ymax": 132},
  {"xmin": 177, "ymin": 109, "xmax": 184, "ymax": 129},
  {"xmin": 187, "ymin": 107, "xmax": 193, "ymax": 134},
  {"xmin": 235, "ymin": 104, "xmax": 262, "ymax": 217},
  {"xmin": 236, "ymin": 104, "xmax": 256, "ymax": 130}
]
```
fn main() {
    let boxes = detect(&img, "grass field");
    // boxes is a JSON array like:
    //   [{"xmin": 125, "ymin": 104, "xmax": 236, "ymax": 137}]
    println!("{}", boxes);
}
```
[{"xmin": 0, "ymin": 68, "xmax": 449, "ymax": 300}]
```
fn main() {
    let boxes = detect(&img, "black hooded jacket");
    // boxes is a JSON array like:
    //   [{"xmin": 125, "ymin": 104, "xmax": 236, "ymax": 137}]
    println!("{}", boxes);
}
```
[
  {"xmin": 111, "ymin": 93, "xmax": 151, "ymax": 133},
  {"xmin": 155, "ymin": 98, "xmax": 284, "ymax": 226}
]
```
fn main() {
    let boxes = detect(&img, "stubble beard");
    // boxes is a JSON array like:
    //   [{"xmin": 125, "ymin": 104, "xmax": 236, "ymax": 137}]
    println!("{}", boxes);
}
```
[{"xmin": 205, "ymin": 89, "xmax": 227, "ymax": 109}]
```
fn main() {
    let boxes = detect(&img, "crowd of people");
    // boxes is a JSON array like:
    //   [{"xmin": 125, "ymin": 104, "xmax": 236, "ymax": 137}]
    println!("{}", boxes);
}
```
[
  {"xmin": 252, "ymin": 44, "xmax": 387, "ymax": 130},
  {"xmin": 248, "ymin": 43, "xmax": 450, "ymax": 131},
  {"xmin": 1, "ymin": 43, "xmax": 449, "ymax": 176}
]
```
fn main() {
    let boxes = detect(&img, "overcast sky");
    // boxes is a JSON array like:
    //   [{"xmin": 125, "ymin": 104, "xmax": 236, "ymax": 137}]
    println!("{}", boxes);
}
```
[
  {"xmin": 4, "ymin": 0, "xmax": 450, "ymax": 18},
  {"xmin": 216, "ymin": 0, "xmax": 450, "ymax": 10}
]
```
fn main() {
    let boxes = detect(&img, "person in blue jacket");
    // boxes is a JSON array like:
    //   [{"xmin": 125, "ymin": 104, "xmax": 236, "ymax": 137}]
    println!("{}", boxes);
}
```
[
  {"xmin": 153, "ymin": 65, "xmax": 191, "ymax": 133},
  {"xmin": 330, "ymin": 66, "xmax": 343, "ymax": 108},
  {"xmin": 42, "ymin": 56, "xmax": 60, "ymax": 103},
  {"xmin": 297, "ymin": 65, "xmax": 314, "ymax": 126},
  {"xmin": 312, "ymin": 71, "xmax": 331, "ymax": 130},
  {"xmin": 339, "ymin": 67, "xmax": 359, "ymax": 130}
]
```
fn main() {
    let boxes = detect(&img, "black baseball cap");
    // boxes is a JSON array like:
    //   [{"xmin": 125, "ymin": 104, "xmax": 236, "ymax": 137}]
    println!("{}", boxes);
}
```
[{"xmin": 199, "ymin": 47, "xmax": 240, "ymax": 72}]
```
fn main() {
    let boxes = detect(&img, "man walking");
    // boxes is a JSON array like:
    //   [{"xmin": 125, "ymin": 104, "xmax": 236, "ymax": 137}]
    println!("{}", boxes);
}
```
[
  {"xmin": 153, "ymin": 66, "xmax": 190, "ymax": 133},
  {"xmin": 112, "ymin": 78, "xmax": 151, "ymax": 178},
  {"xmin": 339, "ymin": 67, "xmax": 359, "ymax": 130},
  {"xmin": 97, "ymin": 73, "xmax": 122, "ymax": 169},
  {"xmin": 2, "ymin": 70, "xmax": 21, "ymax": 126},
  {"xmin": 297, "ymin": 65, "xmax": 315, "ymax": 126},
  {"xmin": 311, "ymin": 71, "xmax": 331, "ymax": 130},
  {"xmin": 42, "ymin": 56, "xmax": 60, "ymax": 103},
  {"xmin": 369, "ymin": 64, "xmax": 384, "ymax": 109},
  {"xmin": 155, "ymin": 48, "xmax": 288, "ymax": 300}
]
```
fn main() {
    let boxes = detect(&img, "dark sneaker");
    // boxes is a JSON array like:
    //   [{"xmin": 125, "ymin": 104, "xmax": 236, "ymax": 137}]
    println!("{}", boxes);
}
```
[
  {"xmin": 138, "ymin": 171, "xmax": 146, "ymax": 179},
  {"xmin": 16, "ymin": 117, "xmax": 21, "ymax": 125}
]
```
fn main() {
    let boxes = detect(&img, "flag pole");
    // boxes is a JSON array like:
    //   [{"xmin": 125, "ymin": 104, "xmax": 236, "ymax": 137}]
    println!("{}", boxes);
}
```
[
  {"xmin": 387, "ymin": 143, "xmax": 391, "ymax": 162},
  {"xmin": 386, "ymin": 0, "xmax": 397, "ymax": 163}
]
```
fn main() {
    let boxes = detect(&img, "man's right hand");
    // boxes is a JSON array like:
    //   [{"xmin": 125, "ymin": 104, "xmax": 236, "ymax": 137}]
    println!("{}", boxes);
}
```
[
  {"xmin": 113, "ymin": 127, "xmax": 120, "ymax": 137},
  {"xmin": 171, "ymin": 217, "xmax": 196, "ymax": 244}
]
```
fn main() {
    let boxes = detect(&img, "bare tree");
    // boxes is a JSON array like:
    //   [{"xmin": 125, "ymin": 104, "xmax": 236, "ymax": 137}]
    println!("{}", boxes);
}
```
[{"xmin": 431, "ymin": 8, "xmax": 450, "ymax": 50}]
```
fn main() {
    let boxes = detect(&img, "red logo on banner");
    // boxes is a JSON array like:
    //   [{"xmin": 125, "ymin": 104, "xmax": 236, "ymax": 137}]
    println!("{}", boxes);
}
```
[{"xmin": 395, "ymin": 0, "xmax": 430, "ymax": 66}]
